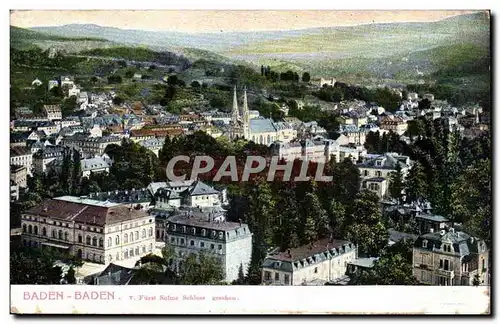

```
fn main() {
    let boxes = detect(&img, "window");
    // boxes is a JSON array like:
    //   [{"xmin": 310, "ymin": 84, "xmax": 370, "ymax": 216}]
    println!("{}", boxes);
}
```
[
  {"xmin": 34, "ymin": 226, "xmax": 38, "ymax": 235},
  {"xmin": 363, "ymin": 170, "xmax": 368, "ymax": 176},
  {"xmin": 171, "ymin": 237, "xmax": 175, "ymax": 243},
  {"xmin": 22, "ymin": 224, "xmax": 26, "ymax": 233},
  {"xmin": 284, "ymin": 274, "xmax": 290, "ymax": 285},
  {"xmin": 180, "ymin": 238, "xmax": 185, "ymax": 245},
  {"xmin": 420, "ymin": 271, "xmax": 425, "ymax": 281},
  {"xmin": 124, "ymin": 233, "xmax": 128, "ymax": 244},
  {"xmin": 135, "ymin": 231, "xmax": 139, "ymax": 240},
  {"xmin": 129, "ymin": 232, "xmax": 133, "ymax": 242},
  {"xmin": 116, "ymin": 252, "xmax": 120, "ymax": 261},
  {"xmin": 115, "ymin": 235, "xmax": 120, "ymax": 245},
  {"xmin": 42, "ymin": 227, "xmax": 47, "ymax": 236},
  {"xmin": 200, "ymin": 242, "xmax": 205, "ymax": 248},
  {"xmin": 190, "ymin": 240, "xmax": 195, "ymax": 246},
  {"xmin": 218, "ymin": 244, "xmax": 222, "ymax": 250},
  {"xmin": 275, "ymin": 273, "xmax": 280, "ymax": 281},
  {"xmin": 130, "ymin": 249, "xmax": 134, "ymax": 257},
  {"xmin": 124, "ymin": 251, "xmax": 129, "ymax": 259},
  {"xmin": 148, "ymin": 227, "xmax": 153, "ymax": 237},
  {"xmin": 440, "ymin": 259, "xmax": 443, "ymax": 269},
  {"xmin": 107, "ymin": 237, "xmax": 112, "ymax": 247},
  {"xmin": 135, "ymin": 247, "xmax": 140, "ymax": 255},
  {"xmin": 142, "ymin": 246, "xmax": 146, "ymax": 253},
  {"xmin": 201, "ymin": 229, "xmax": 206, "ymax": 236},
  {"xmin": 210, "ymin": 244, "xmax": 215, "ymax": 250},
  {"xmin": 376, "ymin": 171, "xmax": 382, "ymax": 177},
  {"xmin": 58, "ymin": 230, "xmax": 63, "ymax": 240},
  {"xmin": 78, "ymin": 235, "xmax": 83, "ymax": 243},
  {"xmin": 92, "ymin": 237, "xmax": 97, "ymax": 246},
  {"xmin": 65, "ymin": 232, "xmax": 69, "ymax": 241},
  {"xmin": 142, "ymin": 229, "xmax": 146, "ymax": 238},
  {"xmin": 444, "ymin": 260, "xmax": 449, "ymax": 271},
  {"xmin": 314, "ymin": 267, "xmax": 318, "ymax": 274},
  {"xmin": 264, "ymin": 271, "xmax": 271, "ymax": 281},
  {"xmin": 482, "ymin": 258, "xmax": 486, "ymax": 272},
  {"xmin": 99, "ymin": 238, "xmax": 104, "ymax": 247},
  {"xmin": 422, "ymin": 240, "xmax": 428, "ymax": 248},
  {"xmin": 149, "ymin": 243, "xmax": 153, "ymax": 252},
  {"xmin": 86, "ymin": 236, "xmax": 91, "ymax": 245}
]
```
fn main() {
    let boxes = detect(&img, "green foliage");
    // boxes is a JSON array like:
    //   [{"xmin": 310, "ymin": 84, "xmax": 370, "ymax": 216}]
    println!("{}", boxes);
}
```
[
  {"xmin": 389, "ymin": 163, "xmax": 404, "ymax": 203},
  {"xmin": 301, "ymin": 72, "xmax": 311, "ymax": 83}
]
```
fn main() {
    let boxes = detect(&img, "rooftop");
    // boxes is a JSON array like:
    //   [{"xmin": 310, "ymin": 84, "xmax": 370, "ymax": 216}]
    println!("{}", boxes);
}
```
[
  {"xmin": 269, "ymin": 238, "xmax": 351, "ymax": 262},
  {"xmin": 26, "ymin": 197, "xmax": 149, "ymax": 226},
  {"xmin": 348, "ymin": 257, "xmax": 379, "ymax": 268}
]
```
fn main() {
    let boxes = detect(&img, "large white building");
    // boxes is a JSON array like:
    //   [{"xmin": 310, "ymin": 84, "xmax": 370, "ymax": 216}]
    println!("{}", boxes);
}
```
[
  {"xmin": 229, "ymin": 87, "xmax": 296, "ymax": 146},
  {"xmin": 357, "ymin": 153, "xmax": 412, "ymax": 199},
  {"xmin": 271, "ymin": 138, "xmax": 362, "ymax": 164},
  {"xmin": 159, "ymin": 208, "xmax": 253, "ymax": 283},
  {"xmin": 261, "ymin": 238, "xmax": 357, "ymax": 285},
  {"xmin": 150, "ymin": 180, "xmax": 250, "ymax": 283},
  {"xmin": 20, "ymin": 196, "xmax": 156, "ymax": 265}
]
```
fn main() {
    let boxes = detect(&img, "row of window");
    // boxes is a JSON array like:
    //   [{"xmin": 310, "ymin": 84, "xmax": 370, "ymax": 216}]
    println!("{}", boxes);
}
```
[
  {"xmin": 106, "ymin": 243, "xmax": 153, "ymax": 262},
  {"xmin": 23, "ymin": 218, "xmax": 103, "ymax": 232},
  {"xmin": 108, "ymin": 227, "xmax": 154, "ymax": 247},
  {"xmin": 363, "ymin": 170, "xmax": 383, "ymax": 177},
  {"xmin": 264, "ymin": 271, "xmax": 291, "ymax": 284},
  {"xmin": 112, "ymin": 219, "xmax": 153, "ymax": 233},
  {"xmin": 170, "ymin": 236, "xmax": 223, "ymax": 251}
]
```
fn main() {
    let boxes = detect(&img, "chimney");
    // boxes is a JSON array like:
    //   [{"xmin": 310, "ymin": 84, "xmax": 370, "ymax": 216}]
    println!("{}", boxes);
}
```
[{"xmin": 429, "ymin": 228, "xmax": 434, "ymax": 233}]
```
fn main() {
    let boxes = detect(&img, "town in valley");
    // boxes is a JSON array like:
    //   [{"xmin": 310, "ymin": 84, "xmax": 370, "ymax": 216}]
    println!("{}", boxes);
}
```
[{"xmin": 10, "ymin": 10, "xmax": 491, "ymax": 288}]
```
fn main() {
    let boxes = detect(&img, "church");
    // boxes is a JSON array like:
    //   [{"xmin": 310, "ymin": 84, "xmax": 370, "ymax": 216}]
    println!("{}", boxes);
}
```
[{"xmin": 229, "ymin": 87, "xmax": 296, "ymax": 146}]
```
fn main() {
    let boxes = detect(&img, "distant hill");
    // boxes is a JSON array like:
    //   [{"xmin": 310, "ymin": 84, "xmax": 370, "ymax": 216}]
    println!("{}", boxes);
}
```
[{"xmin": 10, "ymin": 26, "xmax": 116, "ymax": 51}]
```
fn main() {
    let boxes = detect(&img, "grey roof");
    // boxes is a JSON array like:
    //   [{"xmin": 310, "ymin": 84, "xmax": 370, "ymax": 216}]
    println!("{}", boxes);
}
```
[
  {"xmin": 415, "ymin": 213, "xmax": 450, "ymax": 223},
  {"xmin": 147, "ymin": 182, "xmax": 167, "ymax": 195},
  {"xmin": 414, "ymin": 229, "xmax": 486, "ymax": 257},
  {"xmin": 348, "ymin": 257, "xmax": 379, "ymax": 269},
  {"xmin": 188, "ymin": 181, "xmax": 220, "ymax": 196},
  {"xmin": 95, "ymin": 263, "xmax": 136, "ymax": 285},
  {"xmin": 155, "ymin": 187, "xmax": 181, "ymax": 200},
  {"xmin": 250, "ymin": 119, "xmax": 276, "ymax": 133},
  {"xmin": 81, "ymin": 156, "xmax": 109, "ymax": 172},
  {"xmin": 388, "ymin": 229, "xmax": 418, "ymax": 244},
  {"xmin": 263, "ymin": 238, "xmax": 355, "ymax": 273},
  {"xmin": 88, "ymin": 188, "xmax": 152, "ymax": 204},
  {"xmin": 357, "ymin": 152, "xmax": 410, "ymax": 169}
]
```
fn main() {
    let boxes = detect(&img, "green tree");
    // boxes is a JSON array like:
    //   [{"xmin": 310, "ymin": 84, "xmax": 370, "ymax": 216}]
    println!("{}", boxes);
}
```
[
  {"xmin": 405, "ymin": 161, "xmax": 428, "ymax": 204},
  {"xmin": 301, "ymin": 72, "xmax": 311, "ymax": 83},
  {"xmin": 345, "ymin": 191, "xmax": 387, "ymax": 256},
  {"xmin": 389, "ymin": 163, "xmax": 404, "ymax": 203},
  {"xmin": 329, "ymin": 200, "xmax": 346, "ymax": 238},
  {"xmin": 180, "ymin": 251, "xmax": 224, "ymax": 285}
]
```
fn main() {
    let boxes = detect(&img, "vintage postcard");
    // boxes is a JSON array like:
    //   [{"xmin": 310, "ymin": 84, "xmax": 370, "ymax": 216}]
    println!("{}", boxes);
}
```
[{"xmin": 9, "ymin": 9, "xmax": 491, "ymax": 315}]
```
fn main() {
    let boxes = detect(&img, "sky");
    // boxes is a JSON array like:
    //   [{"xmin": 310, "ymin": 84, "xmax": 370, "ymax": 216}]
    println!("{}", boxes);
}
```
[{"xmin": 9, "ymin": 10, "xmax": 483, "ymax": 33}]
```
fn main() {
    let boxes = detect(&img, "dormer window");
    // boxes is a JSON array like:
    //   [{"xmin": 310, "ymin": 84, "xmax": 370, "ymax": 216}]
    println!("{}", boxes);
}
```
[
  {"xmin": 182, "ymin": 226, "xmax": 186, "ymax": 233},
  {"xmin": 218, "ymin": 232, "xmax": 223, "ymax": 240},
  {"xmin": 211, "ymin": 230, "xmax": 216, "ymax": 238},
  {"xmin": 201, "ymin": 229, "xmax": 206, "ymax": 236},
  {"xmin": 171, "ymin": 224, "xmax": 176, "ymax": 231},
  {"xmin": 191, "ymin": 227, "xmax": 196, "ymax": 235},
  {"xmin": 422, "ymin": 240, "xmax": 428, "ymax": 248}
]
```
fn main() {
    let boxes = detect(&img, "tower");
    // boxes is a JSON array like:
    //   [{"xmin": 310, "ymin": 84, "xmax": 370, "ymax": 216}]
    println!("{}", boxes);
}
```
[
  {"xmin": 231, "ymin": 86, "xmax": 240, "ymax": 124},
  {"xmin": 242, "ymin": 87, "xmax": 250, "ymax": 139}
]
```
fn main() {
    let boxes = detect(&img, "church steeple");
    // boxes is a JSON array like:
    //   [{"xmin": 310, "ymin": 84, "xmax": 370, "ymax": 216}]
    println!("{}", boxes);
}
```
[
  {"xmin": 231, "ymin": 86, "xmax": 240, "ymax": 123},
  {"xmin": 242, "ymin": 87, "xmax": 250, "ymax": 139}
]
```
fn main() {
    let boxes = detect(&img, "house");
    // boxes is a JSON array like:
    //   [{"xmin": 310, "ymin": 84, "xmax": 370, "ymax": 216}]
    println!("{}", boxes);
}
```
[
  {"xmin": 157, "ymin": 207, "xmax": 253, "ymax": 283},
  {"xmin": 87, "ymin": 189, "xmax": 152, "ymax": 210},
  {"xmin": 31, "ymin": 78, "xmax": 43, "ymax": 87},
  {"xmin": 412, "ymin": 228, "xmax": 489, "ymax": 286},
  {"xmin": 61, "ymin": 135, "xmax": 122, "ymax": 156},
  {"xmin": 43, "ymin": 105, "xmax": 62, "ymax": 121},
  {"xmin": 21, "ymin": 196, "xmax": 156, "ymax": 265},
  {"xmin": 32, "ymin": 145, "xmax": 66, "ymax": 174},
  {"xmin": 137, "ymin": 137, "xmax": 165, "ymax": 156},
  {"xmin": 10, "ymin": 164, "xmax": 28, "ymax": 188},
  {"xmin": 10, "ymin": 147, "xmax": 33, "ymax": 175},
  {"xmin": 357, "ymin": 153, "xmax": 412, "ymax": 199},
  {"xmin": 261, "ymin": 238, "xmax": 357, "ymax": 286},
  {"xmin": 379, "ymin": 116, "xmax": 408, "ymax": 135},
  {"xmin": 346, "ymin": 257, "xmax": 379, "ymax": 277},
  {"xmin": 415, "ymin": 213, "xmax": 451, "ymax": 235},
  {"xmin": 337, "ymin": 125, "xmax": 366, "ymax": 145},
  {"xmin": 407, "ymin": 92, "xmax": 419, "ymax": 101},
  {"xmin": 48, "ymin": 80, "xmax": 59, "ymax": 91},
  {"xmin": 11, "ymin": 180, "xmax": 19, "ymax": 202},
  {"xmin": 81, "ymin": 156, "xmax": 110, "ymax": 177},
  {"xmin": 60, "ymin": 76, "xmax": 75, "ymax": 88}
]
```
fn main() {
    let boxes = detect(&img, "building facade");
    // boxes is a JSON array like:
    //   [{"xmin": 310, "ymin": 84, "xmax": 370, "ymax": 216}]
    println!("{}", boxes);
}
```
[
  {"xmin": 21, "ymin": 196, "xmax": 156, "ymax": 265},
  {"xmin": 412, "ymin": 228, "xmax": 489, "ymax": 286},
  {"xmin": 261, "ymin": 238, "xmax": 357, "ymax": 285}
]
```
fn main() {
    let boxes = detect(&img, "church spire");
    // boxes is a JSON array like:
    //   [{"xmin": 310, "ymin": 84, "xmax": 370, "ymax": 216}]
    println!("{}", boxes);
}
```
[
  {"xmin": 242, "ymin": 86, "xmax": 249, "ymax": 125},
  {"xmin": 232, "ymin": 86, "xmax": 240, "ymax": 123}
]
